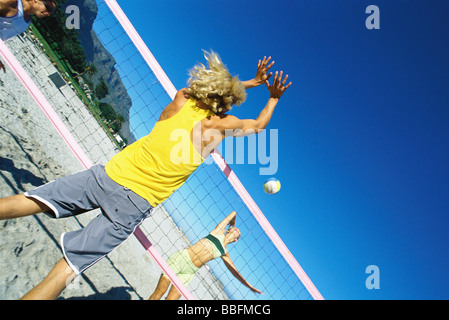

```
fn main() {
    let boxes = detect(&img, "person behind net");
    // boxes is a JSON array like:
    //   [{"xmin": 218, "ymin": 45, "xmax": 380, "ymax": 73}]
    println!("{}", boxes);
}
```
[
  {"xmin": 149, "ymin": 211, "xmax": 262, "ymax": 300},
  {"xmin": 0, "ymin": 51, "xmax": 291, "ymax": 300},
  {"xmin": 0, "ymin": 0, "xmax": 56, "ymax": 72}
]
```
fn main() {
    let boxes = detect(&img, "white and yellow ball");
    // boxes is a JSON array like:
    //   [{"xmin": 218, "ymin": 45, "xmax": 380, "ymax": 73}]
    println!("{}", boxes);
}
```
[{"xmin": 264, "ymin": 178, "xmax": 281, "ymax": 195}]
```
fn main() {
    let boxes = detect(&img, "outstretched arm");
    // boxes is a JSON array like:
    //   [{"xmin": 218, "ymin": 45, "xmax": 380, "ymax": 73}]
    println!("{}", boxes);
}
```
[
  {"xmin": 221, "ymin": 253, "xmax": 263, "ymax": 295},
  {"xmin": 241, "ymin": 56, "xmax": 274, "ymax": 89},
  {"xmin": 243, "ymin": 71, "xmax": 292, "ymax": 132},
  {"xmin": 212, "ymin": 211, "xmax": 237, "ymax": 234},
  {"xmin": 219, "ymin": 71, "xmax": 292, "ymax": 137}
]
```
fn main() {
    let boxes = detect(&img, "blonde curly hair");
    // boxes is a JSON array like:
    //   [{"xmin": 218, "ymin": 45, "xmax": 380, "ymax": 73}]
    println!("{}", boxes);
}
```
[{"xmin": 186, "ymin": 50, "xmax": 247, "ymax": 115}]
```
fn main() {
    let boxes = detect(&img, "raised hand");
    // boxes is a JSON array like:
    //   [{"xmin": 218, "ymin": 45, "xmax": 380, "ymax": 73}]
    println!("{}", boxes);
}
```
[
  {"xmin": 254, "ymin": 56, "xmax": 275, "ymax": 86},
  {"xmin": 266, "ymin": 71, "xmax": 292, "ymax": 99}
]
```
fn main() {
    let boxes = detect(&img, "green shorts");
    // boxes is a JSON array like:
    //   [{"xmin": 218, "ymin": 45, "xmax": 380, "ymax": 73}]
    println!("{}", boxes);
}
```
[{"xmin": 163, "ymin": 249, "xmax": 199, "ymax": 286}]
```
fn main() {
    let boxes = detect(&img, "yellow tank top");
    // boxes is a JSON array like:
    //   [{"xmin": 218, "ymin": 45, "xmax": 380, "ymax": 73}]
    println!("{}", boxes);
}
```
[{"xmin": 105, "ymin": 98, "xmax": 214, "ymax": 207}]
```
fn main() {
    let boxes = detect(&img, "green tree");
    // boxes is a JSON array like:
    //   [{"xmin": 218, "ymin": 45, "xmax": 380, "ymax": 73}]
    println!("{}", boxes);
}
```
[
  {"xmin": 85, "ymin": 64, "xmax": 98, "ymax": 78},
  {"xmin": 99, "ymin": 102, "xmax": 116, "ymax": 122},
  {"xmin": 110, "ymin": 114, "xmax": 125, "ymax": 133},
  {"xmin": 95, "ymin": 77, "xmax": 109, "ymax": 100}
]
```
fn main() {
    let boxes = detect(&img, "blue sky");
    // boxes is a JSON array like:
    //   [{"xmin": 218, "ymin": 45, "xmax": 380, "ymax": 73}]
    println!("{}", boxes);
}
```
[{"xmin": 107, "ymin": 0, "xmax": 449, "ymax": 300}]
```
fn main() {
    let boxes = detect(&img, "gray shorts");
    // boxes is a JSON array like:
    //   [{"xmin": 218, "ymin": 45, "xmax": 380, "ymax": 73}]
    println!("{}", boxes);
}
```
[{"xmin": 25, "ymin": 165, "xmax": 153, "ymax": 275}]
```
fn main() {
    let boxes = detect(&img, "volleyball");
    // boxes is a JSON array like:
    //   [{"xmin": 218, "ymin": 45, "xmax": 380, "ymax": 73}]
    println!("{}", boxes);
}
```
[{"xmin": 264, "ymin": 178, "xmax": 281, "ymax": 195}]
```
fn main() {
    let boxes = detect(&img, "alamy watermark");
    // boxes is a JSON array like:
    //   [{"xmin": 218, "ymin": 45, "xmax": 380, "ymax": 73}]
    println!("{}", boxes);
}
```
[
  {"xmin": 66, "ymin": 5, "xmax": 382, "ymax": 31},
  {"xmin": 65, "ymin": 5, "xmax": 80, "ymax": 30},
  {"xmin": 366, "ymin": 5, "xmax": 380, "ymax": 30},
  {"xmin": 365, "ymin": 265, "xmax": 380, "ymax": 290},
  {"xmin": 170, "ymin": 127, "xmax": 279, "ymax": 176}
]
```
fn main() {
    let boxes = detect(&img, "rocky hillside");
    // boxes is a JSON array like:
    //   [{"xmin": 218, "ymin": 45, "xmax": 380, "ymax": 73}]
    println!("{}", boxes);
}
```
[{"xmin": 66, "ymin": 0, "xmax": 136, "ymax": 143}]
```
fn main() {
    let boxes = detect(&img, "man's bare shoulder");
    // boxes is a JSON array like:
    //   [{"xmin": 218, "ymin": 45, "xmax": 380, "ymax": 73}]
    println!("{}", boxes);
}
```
[
  {"xmin": 158, "ymin": 89, "xmax": 190, "ymax": 121},
  {"xmin": 171, "ymin": 88, "xmax": 190, "ymax": 106},
  {"xmin": 176, "ymin": 88, "xmax": 190, "ymax": 99}
]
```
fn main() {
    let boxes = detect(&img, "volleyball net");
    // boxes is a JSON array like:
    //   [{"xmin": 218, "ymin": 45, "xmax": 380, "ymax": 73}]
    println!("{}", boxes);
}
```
[{"xmin": 0, "ymin": 0, "xmax": 322, "ymax": 300}]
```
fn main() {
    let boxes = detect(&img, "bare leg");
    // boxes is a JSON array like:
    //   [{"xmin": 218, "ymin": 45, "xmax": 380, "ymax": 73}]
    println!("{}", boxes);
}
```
[
  {"xmin": 0, "ymin": 194, "xmax": 50, "ymax": 220},
  {"xmin": 21, "ymin": 258, "xmax": 76, "ymax": 300},
  {"xmin": 149, "ymin": 274, "xmax": 171, "ymax": 300},
  {"xmin": 165, "ymin": 283, "xmax": 182, "ymax": 300}
]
